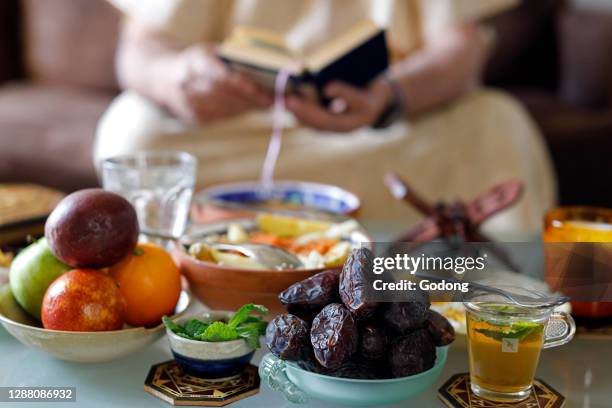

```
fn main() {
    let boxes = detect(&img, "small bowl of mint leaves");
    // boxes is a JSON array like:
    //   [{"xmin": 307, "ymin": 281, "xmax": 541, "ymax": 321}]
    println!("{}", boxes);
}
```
[{"xmin": 163, "ymin": 304, "xmax": 268, "ymax": 378}]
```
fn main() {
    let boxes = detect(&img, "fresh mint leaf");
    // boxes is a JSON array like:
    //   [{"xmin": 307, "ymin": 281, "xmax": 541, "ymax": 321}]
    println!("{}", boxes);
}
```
[
  {"xmin": 236, "ymin": 321, "xmax": 268, "ymax": 348},
  {"xmin": 475, "ymin": 322, "xmax": 543, "ymax": 342},
  {"xmin": 239, "ymin": 321, "xmax": 268, "ymax": 335},
  {"xmin": 228, "ymin": 304, "xmax": 269, "ymax": 328},
  {"xmin": 164, "ymin": 304, "xmax": 268, "ymax": 344},
  {"xmin": 184, "ymin": 319, "xmax": 210, "ymax": 338},
  {"xmin": 241, "ymin": 316, "xmax": 265, "ymax": 325},
  {"xmin": 176, "ymin": 332, "xmax": 196, "ymax": 340},
  {"xmin": 162, "ymin": 316, "xmax": 186, "ymax": 335},
  {"xmin": 201, "ymin": 322, "xmax": 238, "ymax": 342},
  {"xmin": 236, "ymin": 326, "xmax": 261, "ymax": 349}
]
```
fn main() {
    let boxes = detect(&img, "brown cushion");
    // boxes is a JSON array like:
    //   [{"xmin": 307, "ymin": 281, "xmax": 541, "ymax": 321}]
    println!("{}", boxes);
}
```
[
  {"xmin": 484, "ymin": 0, "xmax": 563, "ymax": 89},
  {"xmin": 0, "ymin": 82, "xmax": 113, "ymax": 191},
  {"xmin": 509, "ymin": 88, "xmax": 612, "ymax": 207},
  {"xmin": 21, "ymin": 0, "xmax": 120, "ymax": 92},
  {"xmin": 558, "ymin": 9, "xmax": 612, "ymax": 109}
]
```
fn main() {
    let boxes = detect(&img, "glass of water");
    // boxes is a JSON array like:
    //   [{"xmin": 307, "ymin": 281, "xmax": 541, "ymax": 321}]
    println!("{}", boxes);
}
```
[{"xmin": 101, "ymin": 151, "xmax": 197, "ymax": 244}]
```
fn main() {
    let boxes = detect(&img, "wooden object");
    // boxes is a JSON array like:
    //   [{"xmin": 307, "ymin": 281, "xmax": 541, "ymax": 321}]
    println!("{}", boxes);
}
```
[
  {"xmin": 439, "ymin": 373, "xmax": 565, "ymax": 408},
  {"xmin": 144, "ymin": 360, "xmax": 260, "ymax": 406}
]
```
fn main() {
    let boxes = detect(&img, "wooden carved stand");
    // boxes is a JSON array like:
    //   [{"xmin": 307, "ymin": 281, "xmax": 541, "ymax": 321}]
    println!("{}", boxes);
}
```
[{"xmin": 384, "ymin": 172, "xmax": 524, "ymax": 272}]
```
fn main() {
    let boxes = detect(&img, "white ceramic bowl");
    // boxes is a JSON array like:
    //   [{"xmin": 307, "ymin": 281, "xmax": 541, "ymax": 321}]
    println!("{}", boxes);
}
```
[
  {"xmin": 166, "ymin": 311, "xmax": 255, "ymax": 378},
  {"xmin": 0, "ymin": 284, "xmax": 191, "ymax": 362}
]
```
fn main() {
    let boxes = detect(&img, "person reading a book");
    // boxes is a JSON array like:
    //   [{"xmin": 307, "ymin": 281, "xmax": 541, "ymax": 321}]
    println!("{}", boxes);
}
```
[{"xmin": 95, "ymin": 0, "xmax": 555, "ymax": 236}]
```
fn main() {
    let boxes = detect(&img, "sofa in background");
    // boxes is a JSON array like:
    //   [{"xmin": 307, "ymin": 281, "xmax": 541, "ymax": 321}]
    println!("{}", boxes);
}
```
[
  {"xmin": 0, "ymin": 0, "xmax": 611, "ymax": 206},
  {"xmin": 0, "ymin": 0, "xmax": 118, "ymax": 192}
]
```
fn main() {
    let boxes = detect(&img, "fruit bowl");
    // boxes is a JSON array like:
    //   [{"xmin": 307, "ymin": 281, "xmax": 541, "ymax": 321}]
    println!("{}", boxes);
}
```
[
  {"xmin": 173, "ymin": 218, "xmax": 372, "ymax": 314},
  {"xmin": 259, "ymin": 347, "xmax": 448, "ymax": 406},
  {"xmin": 0, "ymin": 284, "xmax": 191, "ymax": 362}
]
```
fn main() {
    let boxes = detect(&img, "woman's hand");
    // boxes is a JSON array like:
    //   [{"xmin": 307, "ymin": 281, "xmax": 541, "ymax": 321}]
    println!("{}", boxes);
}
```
[
  {"xmin": 286, "ymin": 78, "xmax": 394, "ymax": 132},
  {"xmin": 165, "ymin": 45, "xmax": 273, "ymax": 123}
]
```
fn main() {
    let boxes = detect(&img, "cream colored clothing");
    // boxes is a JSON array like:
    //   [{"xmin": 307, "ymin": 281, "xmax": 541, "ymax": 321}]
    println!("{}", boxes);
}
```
[
  {"xmin": 108, "ymin": 0, "xmax": 518, "ymax": 56},
  {"xmin": 96, "ymin": 0, "xmax": 556, "ymax": 237}
]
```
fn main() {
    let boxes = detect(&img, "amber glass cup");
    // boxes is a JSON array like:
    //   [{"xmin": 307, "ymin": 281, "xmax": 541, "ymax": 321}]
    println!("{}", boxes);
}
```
[{"xmin": 543, "ymin": 207, "xmax": 612, "ymax": 318}]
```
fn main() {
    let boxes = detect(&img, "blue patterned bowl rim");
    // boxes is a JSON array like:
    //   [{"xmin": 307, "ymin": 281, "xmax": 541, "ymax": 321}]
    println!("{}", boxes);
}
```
[{"xmin": 194, "ymin": 180, "xmax": 360, "ymax": 214}]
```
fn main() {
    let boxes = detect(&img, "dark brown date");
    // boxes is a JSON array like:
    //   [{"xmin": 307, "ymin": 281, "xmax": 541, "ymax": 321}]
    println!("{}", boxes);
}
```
[
  {"xmin": 279, "ymin": 269, "xmax": 339, "ymax": 320},
  {"xmin": 265, "ymin": 314, "xmax": 310, "ymax": 361},
  {"xmin": 310, "ymin": 303, "xmax": 359, "ymax": 368},
  {"xmin": 359, "ymin": 323, "xmax": 388, "ymax": 361},
  {"xmin": 388, "ymin": 329, "xmax": 436, "ymax": 377},
  {"xmin": 383, "ymin": 301, "xmax": 430, "ymax": 334},
  {"xmin": 339, "ymin": 248, "xmax": 378, "ymax": 320},
  {"xmin": 425, "ymin": 310, "xmax": 455, "ymax": 346},
  {"xmin": 296, "ymin": 353, "xmax": 328, "ymax": 374},
  {"xmin": 321, "ymin": 358, "xmax": 393, "ymax": 380}
]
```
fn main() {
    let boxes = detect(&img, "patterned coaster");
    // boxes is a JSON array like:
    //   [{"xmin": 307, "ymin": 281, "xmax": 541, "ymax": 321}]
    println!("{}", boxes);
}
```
[
  {"xmin": 144, "ymin": 360, "xmax": 260, "ymax": 406},
  {"xmin": 439, "ymin": 373, "xmax": 565, "ymax": 408}
]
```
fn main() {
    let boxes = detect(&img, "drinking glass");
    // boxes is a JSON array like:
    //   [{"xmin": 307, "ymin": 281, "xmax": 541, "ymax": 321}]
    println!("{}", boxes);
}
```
[
  {"xmin": 464, "ymin": 286, "xmax": 575, "ymax": 402},
  {"xmin": 101, "ymin": 151, "xmax": 197, "ymax": 245},
  {"xmin": 543, "ymin": 206, "xmax": 612, "ymax": 318}
]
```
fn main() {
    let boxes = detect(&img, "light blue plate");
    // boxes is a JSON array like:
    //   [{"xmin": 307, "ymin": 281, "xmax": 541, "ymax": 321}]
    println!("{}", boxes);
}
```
[{"xmin": 259, "ymin": 347, "xmax": 448, "ymax": 406}]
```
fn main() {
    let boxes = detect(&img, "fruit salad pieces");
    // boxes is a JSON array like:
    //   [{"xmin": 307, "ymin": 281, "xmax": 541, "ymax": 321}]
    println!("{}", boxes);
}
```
[{"xmin": 188, "ymin": 214, "xmax": 361, "ymax": 270}]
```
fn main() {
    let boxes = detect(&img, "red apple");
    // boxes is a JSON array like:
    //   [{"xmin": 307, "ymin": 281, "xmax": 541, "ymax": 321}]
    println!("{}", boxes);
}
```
[
  {"xmin": 42, "ymin": 269, "xmax": 125, "ymax": 331},
  {"xmin": 45, "ymin": 188, "xmax": 139, "ymax": 268}
]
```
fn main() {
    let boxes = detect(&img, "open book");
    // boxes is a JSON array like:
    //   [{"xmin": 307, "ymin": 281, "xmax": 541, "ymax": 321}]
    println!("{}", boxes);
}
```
[{"xmin": 218, "ymin": 21, "xmax": 389, "ymax": 103}]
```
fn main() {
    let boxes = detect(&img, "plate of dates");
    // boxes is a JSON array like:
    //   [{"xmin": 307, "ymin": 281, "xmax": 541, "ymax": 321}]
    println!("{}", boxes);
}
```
[{"xmin": 260, "ymin": 248, "xmax": 454, "ymax": 406}]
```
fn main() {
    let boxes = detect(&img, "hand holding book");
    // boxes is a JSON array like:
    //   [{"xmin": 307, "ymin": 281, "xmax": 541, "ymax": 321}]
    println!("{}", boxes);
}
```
[
  {"xmin": 219, "ymin": 21, "xmax": 389, "ymax": 104},
  {"xmin": 165, "ymin": 45, "xmax": 272, "ymax": 123},
  {"xmin": 286, "ymin": 78, "xmax": 395, "ymax": 132}
]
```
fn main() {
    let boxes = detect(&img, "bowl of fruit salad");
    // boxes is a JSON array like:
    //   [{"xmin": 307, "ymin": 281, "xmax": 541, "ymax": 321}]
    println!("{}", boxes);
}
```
[{"xmin": 173, "ymin": 213, "xmax": 371, "ymax": 314}]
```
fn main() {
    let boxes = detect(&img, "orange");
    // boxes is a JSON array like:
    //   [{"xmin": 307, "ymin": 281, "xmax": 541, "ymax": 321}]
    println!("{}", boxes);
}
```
[{"xmin": 109, "ymin": 243, "xmax": 181, "ymax": 327}]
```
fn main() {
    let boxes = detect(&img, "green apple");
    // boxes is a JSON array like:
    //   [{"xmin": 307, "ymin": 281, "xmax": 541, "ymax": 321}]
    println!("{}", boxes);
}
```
[{"xmin": 9, "ymin": 238, "xmax": 71, "ymax": 320}]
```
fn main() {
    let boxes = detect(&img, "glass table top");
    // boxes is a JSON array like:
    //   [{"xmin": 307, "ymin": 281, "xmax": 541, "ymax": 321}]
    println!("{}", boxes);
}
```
[{"xmin": 1, "ymin": 299, "xmax": 610, "ymax": 408}]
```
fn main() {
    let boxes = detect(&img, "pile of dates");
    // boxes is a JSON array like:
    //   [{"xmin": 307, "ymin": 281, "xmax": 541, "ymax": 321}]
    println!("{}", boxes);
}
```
[{"xmin": 266, "ymin": 247, "xmax": 455, "ymax": 379}]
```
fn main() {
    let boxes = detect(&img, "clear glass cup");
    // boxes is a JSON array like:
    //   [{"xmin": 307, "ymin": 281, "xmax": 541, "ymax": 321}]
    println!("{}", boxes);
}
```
[
  {"xmin": 100, "ymin": 151, "xmax": 197, "ymax": 245},
  {"xmin": 464, "ymin": 286, "xmax": 575, "ymax": 402}
]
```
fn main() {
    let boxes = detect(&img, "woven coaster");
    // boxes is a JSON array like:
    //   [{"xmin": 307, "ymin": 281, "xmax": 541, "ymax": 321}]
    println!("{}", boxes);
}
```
[
  {"xmin": 144, "ymin": 360, "xmax": 260, "ymax": 407},
  {"xmin": 439, "ymin": 373, "xmax": 565, "ymax": 408}
]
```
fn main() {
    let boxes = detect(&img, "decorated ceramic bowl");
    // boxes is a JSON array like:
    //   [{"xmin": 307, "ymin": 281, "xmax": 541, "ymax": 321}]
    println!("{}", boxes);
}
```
[
  {"xmin": 173, "ymin": 218, "xmax": 372, "ymax": 314},
  {"xmin": 259, "ymin": 347, "xmax": 448, "ymax": 406},
  {"xmin": 166, "ymin": 311, "xmax": 254, "ymax": 378},
  {"xmin": 0, "ymin": 284, "xmax": 191, "ymax": 362},
  {"xmin": 191, "ymin": 180, "xmax": 361, "ymax": 223}
]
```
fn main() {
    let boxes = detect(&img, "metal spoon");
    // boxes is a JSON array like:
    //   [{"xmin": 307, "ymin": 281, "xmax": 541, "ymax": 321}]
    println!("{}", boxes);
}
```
[
  {"xmin": 465, "ymin": 280, "xmax": 570, "ymax": 309},
  {"xmin": 140, "ymin": 228, "xmax": 303, "ymax": 269},
  {"xmin": 209, "ymin": 243, "xmax": 303, "ymax": 270}
]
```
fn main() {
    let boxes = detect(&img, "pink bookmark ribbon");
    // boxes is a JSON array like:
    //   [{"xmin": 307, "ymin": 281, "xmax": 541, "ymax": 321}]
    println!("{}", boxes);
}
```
[{"xmin": 260, "ymin": 69, "xmax": 291, "ymax": 192}]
